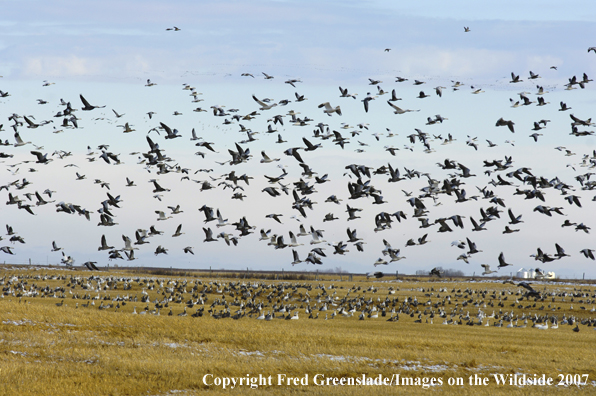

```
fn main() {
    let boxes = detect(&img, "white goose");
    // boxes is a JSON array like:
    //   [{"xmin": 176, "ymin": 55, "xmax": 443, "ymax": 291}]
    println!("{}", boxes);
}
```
[{"xmin": 318, "ymin": 102, "xmax": 342, "ymax": 116}]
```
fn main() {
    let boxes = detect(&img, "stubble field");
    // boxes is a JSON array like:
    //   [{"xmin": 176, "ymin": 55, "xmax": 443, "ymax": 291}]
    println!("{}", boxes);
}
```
[{"xmin": 0, "ymin": 266, "xmax": 595, "ymax": 395}]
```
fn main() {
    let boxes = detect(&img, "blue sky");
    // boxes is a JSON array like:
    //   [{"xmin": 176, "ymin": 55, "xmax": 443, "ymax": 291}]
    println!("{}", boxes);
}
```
[{"xmin": 1, "ymin": 1, "xmax": 596, "ymax": 278}]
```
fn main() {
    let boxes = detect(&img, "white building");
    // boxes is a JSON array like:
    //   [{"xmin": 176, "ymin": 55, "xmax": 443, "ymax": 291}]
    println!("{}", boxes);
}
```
[{"xmin": 517, "ymin": 268, "xmax": 555, "ymax": 280}]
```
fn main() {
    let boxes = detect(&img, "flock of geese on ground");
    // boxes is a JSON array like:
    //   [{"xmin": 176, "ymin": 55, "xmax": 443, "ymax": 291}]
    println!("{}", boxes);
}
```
[
  {"xmin": 3, "ymin": 272, "xmax": 596, "ymax": 331},
  {"xmin": 0, "ymin": 45, "xmax": 596, "ymax": 276}
]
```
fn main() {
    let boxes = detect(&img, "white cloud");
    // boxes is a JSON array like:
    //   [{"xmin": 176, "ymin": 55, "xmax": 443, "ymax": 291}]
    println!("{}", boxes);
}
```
[{"xmin": 23, "ymin": 55, "xmax": 99, "ymax": 77}]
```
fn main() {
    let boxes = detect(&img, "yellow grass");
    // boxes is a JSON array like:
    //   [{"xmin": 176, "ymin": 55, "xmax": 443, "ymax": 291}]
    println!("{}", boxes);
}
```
[{"xmin": 0, "ymin": 267, "xmax": 595, "ymax": 395}]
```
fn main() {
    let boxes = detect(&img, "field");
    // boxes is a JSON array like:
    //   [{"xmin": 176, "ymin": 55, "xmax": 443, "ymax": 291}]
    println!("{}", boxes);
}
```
[{"xmin": 1, "ymin": 266, "xmax": 595, "ymax": 395}]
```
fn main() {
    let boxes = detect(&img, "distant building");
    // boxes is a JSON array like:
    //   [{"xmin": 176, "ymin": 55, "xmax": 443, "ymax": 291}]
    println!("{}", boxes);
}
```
[{"xmin": 517, "ymin": 268, "xmax": 555, "ymax": 279}]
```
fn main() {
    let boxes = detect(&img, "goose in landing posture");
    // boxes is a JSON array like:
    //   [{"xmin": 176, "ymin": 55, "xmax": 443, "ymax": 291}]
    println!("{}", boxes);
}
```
[
  {"xmin": 481, "ymin": 264, "xmax": 497, "ymax": 275},
  {"xmin": 61, "ymin": 252, "xmax": 74, "ymax": 266}
]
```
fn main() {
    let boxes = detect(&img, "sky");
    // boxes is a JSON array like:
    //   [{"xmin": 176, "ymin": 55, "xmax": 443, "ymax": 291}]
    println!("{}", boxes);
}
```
[{"xmin": 1, "ymin": 1, "xmax": 596, "ymax": 278}]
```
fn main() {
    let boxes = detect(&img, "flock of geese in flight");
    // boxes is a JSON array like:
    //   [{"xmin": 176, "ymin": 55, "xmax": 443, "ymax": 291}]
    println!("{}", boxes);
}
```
[{"xmin": 1, "ymin": 44, "xmax": 596, "ymax": 277}]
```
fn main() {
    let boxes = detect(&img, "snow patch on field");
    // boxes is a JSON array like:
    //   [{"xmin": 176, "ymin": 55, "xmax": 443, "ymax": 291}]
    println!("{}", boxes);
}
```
[{"xmin": 2, "ymin": 319, "xmax": 36, "ymax": 326}]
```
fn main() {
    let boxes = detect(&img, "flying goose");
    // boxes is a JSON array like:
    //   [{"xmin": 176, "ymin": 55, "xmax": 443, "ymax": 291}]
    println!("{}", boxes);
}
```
[
  {"xmin": 155, "ymin": 211, "xmax": 172, "ymax": 221},
  {"xmin": 510, "ymin": 73, "xmax": 522, "ymax": 83},
  {"xmin": 31, "ymin": 151, "xmax": 51, "ymax": 164},
  {"xmin": 159, "ymin": 122, "xmax": 181, "ymax": 139},
  {"xmin": 508, "ymin": 209, "xmax": 523, "ymax": 224},
  {"xmin": 152, "ymin": 180, "xmax": 170, "ymax": 193},
  {"xmin": 148, "ymin": 225, "xmax": 163, "ymax": 236},
  {"xmin": 318, "ymin": 102, "xmax": 342, "ymax": 116},
  {"xmin": 580, "ymin": 249, "xmax": 595, "ymax": 260},
  {"xmin": 260, "ymin": 151, "xmax": 280, "ymax": 163},
  {"xmin": 98, "ymin": 235, "xmax": 114, "ymax": 251},
  {"xmin": 339, "ymin": 86, "xmax": 357, "ymax": 99},
  {"xmin": 287, "ymin": 231, "xmax": 302, "ymax": 247},
  {"xmin": 112, "ymin": 109, "xmax": 125, "ymax": 118},
  {"xmin": 496, "ymin": 117, "xmax": 515, "ymax": 132},
  {"xmin": 374, "ymin": 258, "xmax": 388, "ymax": 266},
  {"xmin": 172, "ymin": 224, "xmax": 184, "ymax": 237},
  {"xmin": 13, "ymin": 132, "xmax": 31, "ymax": 147},
  {"xmin": 497, "ymin": 252, "xmax": 512, "ymax": 268},
  {"xmin": 154, "ymin": 245, "xmax": 168, "ymax": 255},
  {"xmin": 252, "ymin": 95, "xmax": 277, "ymax": 110},
  {"xmin": 361, "ymin": 94, "xmax": 376, "ymax": 112},
  {"xmin": 134, "ymin": 231, "xmax": 149, "ymax": 245},
  {"xmin": 168, "ymin": 205, "xmax": 183, "ymax": 214},
  {"xmin": 79, "ymin": 94, "xmax": 105, "ymax": 110},
  {"xmin": 0, "ymin": 246, "xmax": 15, "ymax": 255},
  {"xmin": 310, "ymin": 227, "xmax": 326, "ymax": 245},
  {"xmin": 203, "ymin": 227, "xmax": 217, "ymax": 242},
  {"xmin": 481, "ymin": 264, "xmax": 497, "ymax": 275},
  {"xmin": 387, "ymin": 101, "xmax": 419, "ymax": 114}
]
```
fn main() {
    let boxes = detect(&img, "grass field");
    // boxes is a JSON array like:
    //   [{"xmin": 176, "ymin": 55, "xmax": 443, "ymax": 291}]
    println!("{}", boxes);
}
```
[{"xmin": 0, "ymin": 266, "xmax": 595, "ymax": 395}]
